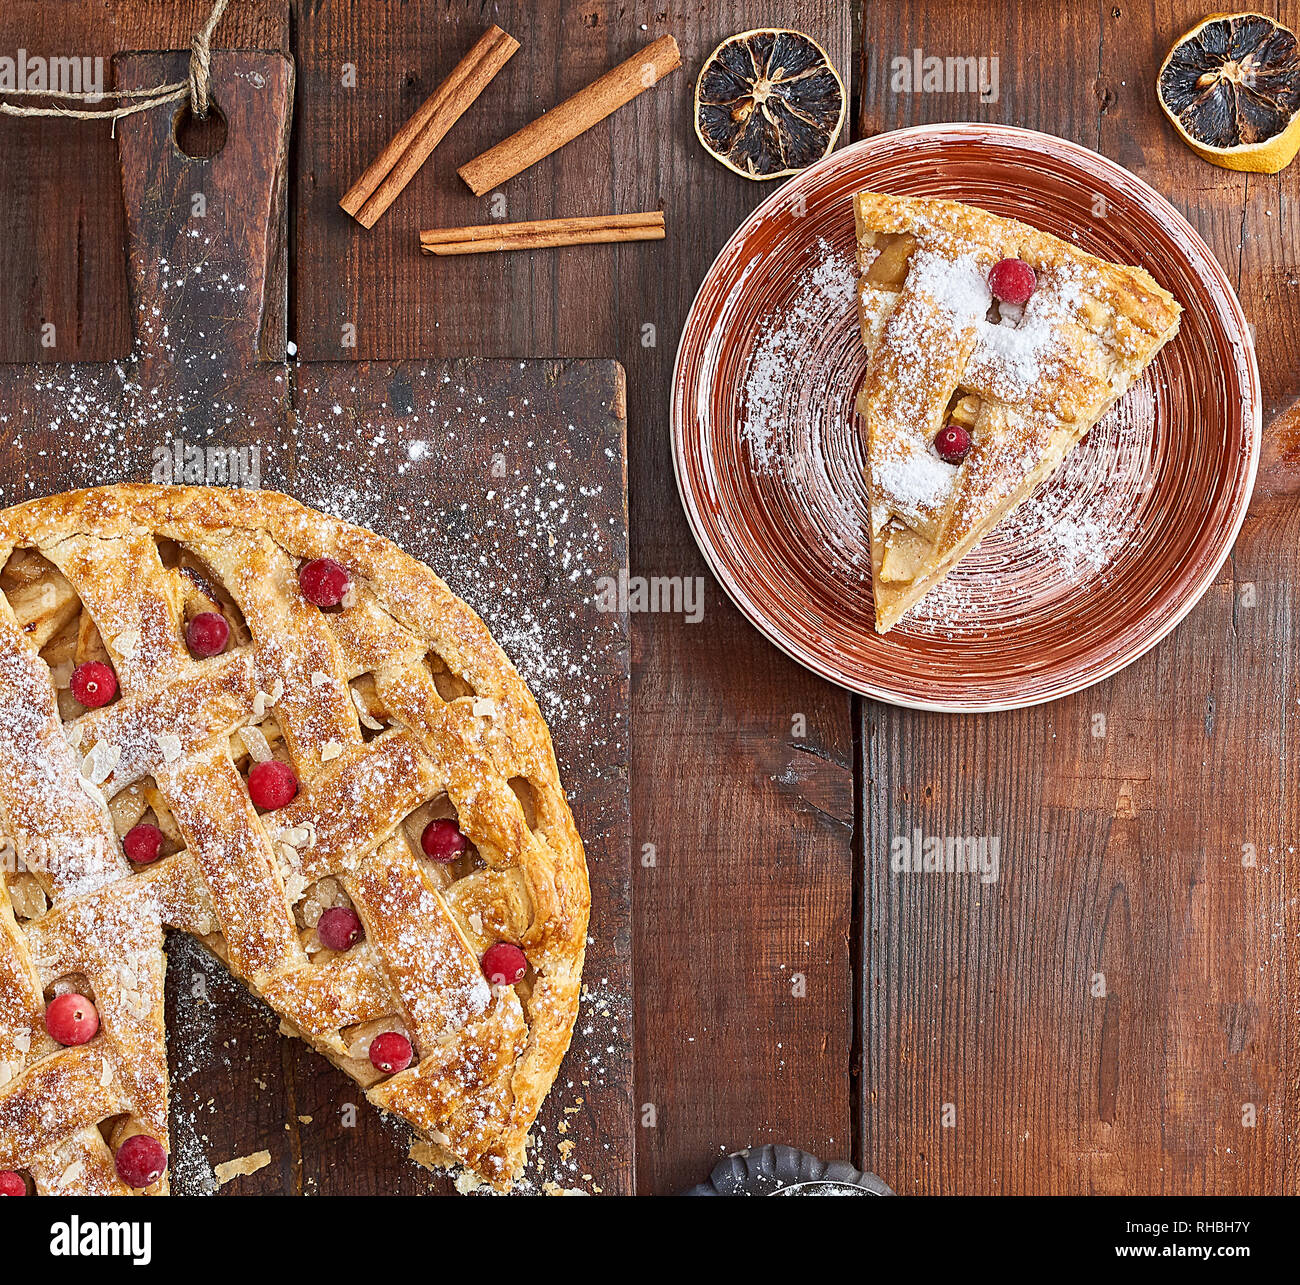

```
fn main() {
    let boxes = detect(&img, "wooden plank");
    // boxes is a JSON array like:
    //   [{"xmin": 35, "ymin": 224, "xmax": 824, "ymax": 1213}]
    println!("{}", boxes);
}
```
[
  {"xmin": 601, "ymin": 1, "xmax": 856, "ymax": 1193},
  {"xmin": 0, "ymin": 36, "xmax": 631, "ymax": 1195},
  {"xmin": 290, "ymin": 0, "xmax": 857, "ymax": 1192},
  {"xmin": 857, "ymin": 0, "xmax": 1295, "ymax": 1195}
]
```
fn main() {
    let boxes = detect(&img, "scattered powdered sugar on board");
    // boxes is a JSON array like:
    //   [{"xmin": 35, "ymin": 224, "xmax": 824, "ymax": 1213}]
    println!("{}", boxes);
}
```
[
  {"xmin": 166, "ymin": 935, "xmax": 282, "ymax": 1195},
  {"xmin": 287, "ymin": 390, "xmax": 625, "ymax": 773},
  {"xmin": 508, "ymin": 967, "xmax": 629, "ymax": 1195}
]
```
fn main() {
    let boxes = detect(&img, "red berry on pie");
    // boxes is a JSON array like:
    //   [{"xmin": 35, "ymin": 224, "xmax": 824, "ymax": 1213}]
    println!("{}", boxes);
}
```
[
  {"xmin": 317, "ymin": 906, "xmax": 363, "ymax": 951},
  {"xmin": 0, "ymin": 1171, "xmax": 26, "ymax": 1196},
  {"xmin": 69, "ymin": 661, "xmax": 117, "ymax": 708},
  {"xmin": 123, "ymin": 823, "xmax": 164, "ymax": 865},
  {"xmin": 45, "ymin": 992, "xmax": 99, "ymax": 1046},
  {"xmin": 935, "ymin": 423, "xmax": 972, "ymax": 464},
  {"xmin": 186, "ymin": 611, "xmax": 229, "ymax": 657},
  {"xmin": 988, "ymin": 257, "xmax": 1036, "ymax": 305},
  {"xmin": 481, "ymin": 942, "xmax": 528, "ymax": 986},
  {"xmin": 114, "ymin": 1135, "xmax": 167, "ymax": 1189},
  {"xmin": 420, "ymin": 818, "xmax": 468, "ymax": 862},
  {"xmin": 298, "ymin": 557, "xmax": 351, "ymax": 607},
  {"xmin": 247, "ymin": 759, "xmax": 298, "ymax": 810},
  {"xmin": 369, "ymin": 1031, "xmax": 413, "ymax": 1075}
]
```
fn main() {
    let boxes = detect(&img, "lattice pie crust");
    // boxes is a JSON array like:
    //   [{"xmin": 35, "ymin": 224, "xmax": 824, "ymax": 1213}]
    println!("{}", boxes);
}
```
[
  {"xmin": 853, "ymin": 191, "xmax": 1182, "ymax": 632},
  {"xmin": 0, "ymin": 486, "xmax": 588, "ymax": 1193}
]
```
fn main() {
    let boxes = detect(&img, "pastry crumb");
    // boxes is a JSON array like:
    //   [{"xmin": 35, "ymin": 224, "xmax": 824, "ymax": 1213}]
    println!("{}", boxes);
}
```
[{"xmin": 213, "ymin": 1150, "xmax": 272, "ymax": 1186}]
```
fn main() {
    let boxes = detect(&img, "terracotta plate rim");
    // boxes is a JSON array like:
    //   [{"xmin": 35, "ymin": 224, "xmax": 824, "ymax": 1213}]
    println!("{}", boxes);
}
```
[{"xmin": 671, "ymin": 123, "xmax": 1262, "ymax": 713}]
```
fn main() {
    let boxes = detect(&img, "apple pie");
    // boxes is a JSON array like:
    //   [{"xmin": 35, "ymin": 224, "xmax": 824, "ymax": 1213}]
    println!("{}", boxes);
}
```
[
  {"xmin": 0, "ymin": 485, "xmax": 588, "ymax": 1194},
  {"xmin": 853, "ymin": 190, "xmax": 1182, "ymax": 633}
]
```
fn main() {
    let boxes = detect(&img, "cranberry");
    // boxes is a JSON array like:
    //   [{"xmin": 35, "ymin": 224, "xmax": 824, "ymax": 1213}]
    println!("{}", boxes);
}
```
[
  {"xmin": 247, "ymin": 759, "xmax": 298, "ymax": 810},
  {"xmin": 988, "ymin": 257, "xmax": 1037, "ymax": 305},
  {"xmin": 69, "ymin": 661, "xmax": 117, "ymax": 709},
  {"xmin": 298, "ymin": 558, "xmax": 351, "ymax": 608},
  {"xmin": 186, "ymin": 611, "xmax": 229, "ymax": 657},
  {"xmin": 0, "ymin": 1171, "xmax": 26, "ymax": 1196},
  {"xmin": 481, "ymin": 942, "xmax": 528, "ymax": 986},
  {"xmin": 123, "ymin": 823, "xmax": 164, "ymax": 865},
  {"xmin": 935, "ymin": 423, "xmax": 972, "ymax": 464},
  {"xmin": 420, "ymin": 818, "xmax": 468, "ymax": 863},
  {"xmin": 115, "ymin": 1135, "xmax": 167, "ymax": 1189},
  {"xmin": 369, "ymin": 1031, "xmax": 413, "ymax": 1075},
  {"xmin": 317, "ymin": 906, "xmax": 363, "ymax": 951},
  {"xmin": 45, "ymin": 992, "xmax": 99, "ymax": 1046}
]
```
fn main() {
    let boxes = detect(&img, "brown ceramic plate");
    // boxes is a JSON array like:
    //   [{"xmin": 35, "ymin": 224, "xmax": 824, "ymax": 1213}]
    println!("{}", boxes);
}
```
[{"xmin": 672, "ymin": 124, "xmax": 1260, "ymax": 711}]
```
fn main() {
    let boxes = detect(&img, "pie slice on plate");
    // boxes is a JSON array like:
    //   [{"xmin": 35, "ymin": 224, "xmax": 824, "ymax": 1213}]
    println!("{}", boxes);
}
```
[
  {"xmin": 853, "ymin": 190, "xmax": 1183, "ymax": 633},
  {"xmin": 0, "ymin": 485, "xmax": 588, "ymax": 1194}
]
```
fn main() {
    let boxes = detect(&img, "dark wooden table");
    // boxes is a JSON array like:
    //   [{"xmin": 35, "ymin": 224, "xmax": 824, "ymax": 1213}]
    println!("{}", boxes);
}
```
[{"xmin": 1, "ymin": 0, "xmax": 1294, "ymax": 1196}]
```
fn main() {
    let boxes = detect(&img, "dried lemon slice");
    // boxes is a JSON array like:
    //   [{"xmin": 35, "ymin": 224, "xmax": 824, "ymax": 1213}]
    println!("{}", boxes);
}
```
[
  {"xmin": 1157, "ymin": 11, "xmax": 1300, "ymax": 173},
  {"xmin": 694, "ymin": 28, "xmax": 846, "ymax": 180}
]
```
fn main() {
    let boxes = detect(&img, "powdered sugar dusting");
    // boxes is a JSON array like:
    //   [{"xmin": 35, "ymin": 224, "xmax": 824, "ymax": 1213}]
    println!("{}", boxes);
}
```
[
  {"xmin": 908, "ymin": 248, "xmax": 990, "ymax": 322},
  {"xmin": 742, "ymin": 239, "xmax": 858, "ymax": 470},
  {"xmin": 868, "ymin": 248, "xmax": 1100, "ymax": 524},
  {"xmin": 873, "ymin": 437, "xmax": 957, "ymax": 517},
  {"xmin": 903, "ymin": 379, "xmax": 1157, "ymax": 637},
  {"xmin": 963, "ymin": 259, "xmax": 1090, "ymax": 405}
]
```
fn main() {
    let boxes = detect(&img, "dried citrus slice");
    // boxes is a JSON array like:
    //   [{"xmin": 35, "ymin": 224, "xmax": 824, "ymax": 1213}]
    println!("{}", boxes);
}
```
[
  {"xmin": 1157, "ymin": 11, "xmax": 1300, "ymax": 172},
  {"xmin": 695, "ymin": 28, "xmax": 846, "ymax": 180}
]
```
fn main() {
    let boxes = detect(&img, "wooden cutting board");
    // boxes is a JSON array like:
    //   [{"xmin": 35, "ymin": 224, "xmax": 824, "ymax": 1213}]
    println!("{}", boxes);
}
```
[{"xmin": 0, "ymin": 52, "xmax": 632, "ymax": 1195}]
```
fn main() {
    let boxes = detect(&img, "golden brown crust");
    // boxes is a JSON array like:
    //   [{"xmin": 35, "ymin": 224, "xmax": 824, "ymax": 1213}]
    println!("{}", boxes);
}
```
[
  {"xmin": 853, "ymin": 192, "xmax": 1183, "ymax": 632},
  {"xmin": 0, "ymin": 484, "xmax": 589, "ymax": 1192}
]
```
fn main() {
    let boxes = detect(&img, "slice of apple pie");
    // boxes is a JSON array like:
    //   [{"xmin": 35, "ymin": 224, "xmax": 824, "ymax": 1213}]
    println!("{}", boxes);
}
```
[{"xmin": 853, "ymin": 191, "xmax": 1182, "ymax": 633}]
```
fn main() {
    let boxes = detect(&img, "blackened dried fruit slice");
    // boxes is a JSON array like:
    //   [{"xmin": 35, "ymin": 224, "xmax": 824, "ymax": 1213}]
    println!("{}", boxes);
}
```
[
  {"xmin": 1157, "ymin": 12, "xmax": 1300, "ymax": 173},
  {"xmin": 694, "ymin": 28, "xmax": 846, "ymax": 180}
]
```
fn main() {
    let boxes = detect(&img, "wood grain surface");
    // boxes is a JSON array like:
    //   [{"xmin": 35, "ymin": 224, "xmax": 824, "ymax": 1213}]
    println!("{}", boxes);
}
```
[{"xmin": 1, "ymin": 0, "xmax": 1295, "ymax": 1199}]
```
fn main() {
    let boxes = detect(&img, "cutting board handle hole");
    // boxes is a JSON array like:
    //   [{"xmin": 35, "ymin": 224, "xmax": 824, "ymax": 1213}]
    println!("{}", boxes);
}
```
[{"xmin": 173, "ymin": 100, "xmax": 228, "ymax": 160}]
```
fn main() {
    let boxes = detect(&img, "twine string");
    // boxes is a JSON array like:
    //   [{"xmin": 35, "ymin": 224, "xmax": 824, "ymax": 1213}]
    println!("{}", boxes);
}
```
[
  {"xmin": 188, "ymin": 0, "xmax": 229, "ymax": 118},
  {"xmin": 0, "ymin": 0, "xmax": 229, "ymax": 123}
]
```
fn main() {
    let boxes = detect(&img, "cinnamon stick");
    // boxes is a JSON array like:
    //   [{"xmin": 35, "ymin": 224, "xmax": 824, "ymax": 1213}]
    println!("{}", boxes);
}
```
[
  {"xmin": 457, "ymin": 34, "xmax": 681, "ymax": 196},
  {"xmin": 341, "ymin": 25, "xmax": 520, "ymax": 228},
  {"xmin": 420, "ymin": 211, "xmax": 665, "ymax": 256}
]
